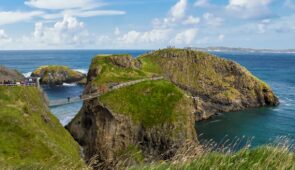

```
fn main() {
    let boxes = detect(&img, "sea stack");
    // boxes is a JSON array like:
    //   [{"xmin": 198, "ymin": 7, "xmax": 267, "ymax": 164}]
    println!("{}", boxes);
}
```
[
  {"xmin": 66, "ymin": 48, "xmax": 279, "ymax": 168},
  {"xmin": 31, "ymin": 65, "xmax": 86, "ymax": 86}
]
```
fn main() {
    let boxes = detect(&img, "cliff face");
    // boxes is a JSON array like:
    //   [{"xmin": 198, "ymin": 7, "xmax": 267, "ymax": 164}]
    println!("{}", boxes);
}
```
[
  {"xmin": 67, "ymin": 54, "xmax": 197, "ymax": 168},
  {"xmin": 0, "ymin": 66, "xmax": 25, "ymax": 82},
  {"xmin": 0, "ymin": 86, "xmax": 86, "ymax": 169},
  {"xmin": 67, "ymin": 49, "xmax": 279, "ymax": 168},
  {"xmin": 31, "ymin": 65, "xmax": 86, "ymax": 85},
  {"xmin": 139, "ymin": 49, "xmax": 279, "ymax": 120}
]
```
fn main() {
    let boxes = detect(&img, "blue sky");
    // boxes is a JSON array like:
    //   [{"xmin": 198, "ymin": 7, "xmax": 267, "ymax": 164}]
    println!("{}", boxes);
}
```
[{"xmin": 0, "ymin": 0, "xmax": 295, "ymax": 49}]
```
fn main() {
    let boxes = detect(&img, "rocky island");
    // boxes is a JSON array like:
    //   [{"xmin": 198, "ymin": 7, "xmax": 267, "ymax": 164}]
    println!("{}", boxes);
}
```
[
  {"xmin": 31, "ymin": 65, "xmax": 86, "ymax": 86},
  {"xmin": 66, "ymin": 48, "xmax": 279, "ymax": 168}
]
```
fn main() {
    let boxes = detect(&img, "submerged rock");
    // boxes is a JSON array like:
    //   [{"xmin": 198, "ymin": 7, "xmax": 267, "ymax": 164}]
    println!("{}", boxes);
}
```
[
  {"xmin": 31, "ymin": 65, "xmax": 86, "ymax": 86},
  {"xmin": 67, "ymin": 49, "xmax": 279, "ymax": 168}
]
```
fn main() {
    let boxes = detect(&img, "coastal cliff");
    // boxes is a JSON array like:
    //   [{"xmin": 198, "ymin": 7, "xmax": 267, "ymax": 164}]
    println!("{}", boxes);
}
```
[
  {"xmin": 31, "ymin": 65, "xmax": 86, "ymax": 85},
  {"xmin": 0, "ymin": 66, "xmax": 25, "ymax": 82},
  {"xmin": 139, "ymin": 49, "xmax": 279, "ymax": 120},
  {"xmin": 67, "ymin": 49, "xmax": 279, "ymax": 168},
  {"xmin": 67, "ymin": 54, "xmax": 197, "ymax": 168},
  {"xmin": 0, "ymin": 85, "xmax": 86, "ymax": 169}
]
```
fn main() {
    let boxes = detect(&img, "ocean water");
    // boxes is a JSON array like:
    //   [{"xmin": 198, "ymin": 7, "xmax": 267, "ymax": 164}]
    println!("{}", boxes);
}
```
[{"xmin": 0, "ymin": 50, "xmax": 294, "ymax": 147}]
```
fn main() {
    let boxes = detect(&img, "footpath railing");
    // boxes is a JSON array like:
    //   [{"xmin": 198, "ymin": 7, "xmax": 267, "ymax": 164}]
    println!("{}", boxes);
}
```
[
  {"xmin": 0, "ymin": 83, "xmax": 37, "ymax": 87},
  {"xmin": 48, "ymin": 76, "xmax": 164, "ymax": 107}
]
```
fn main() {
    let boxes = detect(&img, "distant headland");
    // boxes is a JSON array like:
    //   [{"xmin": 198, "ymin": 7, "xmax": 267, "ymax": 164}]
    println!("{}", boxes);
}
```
[{"xmin": 192, "ymin": 47, "xmax": 295, "ymax": 53}]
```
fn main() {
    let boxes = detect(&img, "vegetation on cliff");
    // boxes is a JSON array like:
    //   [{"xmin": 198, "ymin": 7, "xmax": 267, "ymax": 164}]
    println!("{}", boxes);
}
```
[
  {"xmin": 67, "ymin": 48, "xmax": 279, "ymax": 169},
  {"xmin": 138, "ymin": 49, "xmax": 279, "ymax": 120},
  {"xmin": 31, "ymin": 65, "xmax": 86, "ymax": 85},
  {"xmin": 0, "ymin": 66, "xmax": 25, "ymax": 82},
  {"xmin": 130, "ymin": 145, "xmax": 295, "ymax": 170},
  {"xmin": 100, "ymin": 80, "xmax": 192, "ymax": 127},
  {"xmin": 88, "ymin": 54, "xmax": 149, "ymax": 86},
  {"xmin": 0, "ymin": 86, "xmax": 86, "ymax": 169}
]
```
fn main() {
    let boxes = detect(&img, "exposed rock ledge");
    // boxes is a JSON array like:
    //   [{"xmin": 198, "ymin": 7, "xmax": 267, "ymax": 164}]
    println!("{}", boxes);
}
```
[
  {"xmin": 66, "ymin": 49, "xmax": 279, "ymax": 169},
  {"xmin": 0, "ymin": 66, "xmax": 25, "ymax": 82},
  {"xmin": 31, "ymin": 65, "xmax": 86, "ymax": 86}
]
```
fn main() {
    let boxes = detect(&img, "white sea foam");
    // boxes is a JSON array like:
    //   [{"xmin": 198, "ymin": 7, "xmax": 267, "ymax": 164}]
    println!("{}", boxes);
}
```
[
  {"xmin": 23, "ymin": 72, "xmax": 32, "ymax": 78},
  {"xmin": 63, "ymin": 83, "xmax": 77, "ymax": 87},
  {"xmin": 74, "ymin": 69, "xmax": 88, "ymax": 74},
  {"xmin": 61, "ymin": 115, "xmax": 75, "ymax": 126}
]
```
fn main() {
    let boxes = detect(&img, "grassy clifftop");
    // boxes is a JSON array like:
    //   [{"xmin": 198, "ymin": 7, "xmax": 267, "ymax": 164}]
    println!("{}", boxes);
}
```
[
  {"xmin": 0, "ymin": 86, "xmax": 86, "ymax": 169},
  {"xmin": 88, "ymin": 54, "xmax": 149, "ymax": 87},
  {"xmin": 138, "ymin": 49, "xmax": 278, "ymax": 119},
  {"xmin": 100, "ymin": 80, "xmax": 193, "ymax": 127}
]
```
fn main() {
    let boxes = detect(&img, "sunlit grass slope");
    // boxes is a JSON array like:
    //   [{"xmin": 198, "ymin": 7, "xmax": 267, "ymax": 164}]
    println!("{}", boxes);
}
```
[
  {"xmin": 0, "ymin": 86, "xmax": 86, "ymax": 169},
  {"xmin": 130, "ymin": 145, "xmax": 295, "ymax": 170}
]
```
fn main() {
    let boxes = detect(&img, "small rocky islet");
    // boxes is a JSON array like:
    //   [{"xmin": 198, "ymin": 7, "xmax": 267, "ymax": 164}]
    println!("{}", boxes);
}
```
[
  {"xmin": 31, "ymin": 65, "xmax": 87, "ymax": 86},
  {"xmin": 0, "ymin": 49, "xmax": 283, "ymax": 169}
]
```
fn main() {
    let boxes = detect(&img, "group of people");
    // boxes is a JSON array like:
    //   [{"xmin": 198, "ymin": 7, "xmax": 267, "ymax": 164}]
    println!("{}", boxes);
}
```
[{"xmin": 0, "ymin": 79, "xmax": 37, "ymax": 86}]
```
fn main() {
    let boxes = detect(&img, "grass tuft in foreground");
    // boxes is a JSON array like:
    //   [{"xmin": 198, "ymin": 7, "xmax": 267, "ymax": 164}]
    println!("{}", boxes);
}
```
[{"xmin": 128, "ymin": 137, "xmax": 295, "ymax": 170}]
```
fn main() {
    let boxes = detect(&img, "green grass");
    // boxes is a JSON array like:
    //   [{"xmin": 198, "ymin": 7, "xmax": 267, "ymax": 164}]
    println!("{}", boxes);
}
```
[
  {"xmin": 138, "ymin": 48, "xmax": 277, "ymax": 104},
  {"xmin": 90, "ymin": 55, "xmax": 150, "ymax": 86},
  {"xmin": 129, "ymin": 146, "xmax": 295, "ymax": 170},
  {"xmin": 33, "ymin": 65, "xmax": 81, "ymax": 77},
  {"xmin": 100, "ymin": 80, "xmax": 190, "ymax": 127},
  {"xmin": 0, "ymin": 86, "xmax": 86, "ymax": 169}
]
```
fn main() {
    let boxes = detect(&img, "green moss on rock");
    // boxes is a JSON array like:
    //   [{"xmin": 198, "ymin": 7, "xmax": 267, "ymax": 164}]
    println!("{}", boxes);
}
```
[{"xmin": 31, "ymin": 65, "xmax": 86, "ymax": 85}]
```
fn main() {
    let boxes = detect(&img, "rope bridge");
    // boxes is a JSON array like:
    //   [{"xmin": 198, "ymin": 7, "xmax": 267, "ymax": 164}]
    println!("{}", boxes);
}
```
[{"xmin": 49, "ymin": 76, "xmax": 164, "ymax": 107}]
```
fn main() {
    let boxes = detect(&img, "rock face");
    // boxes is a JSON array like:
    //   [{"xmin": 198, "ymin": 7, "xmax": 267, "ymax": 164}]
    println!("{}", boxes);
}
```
[
  {"xmin": 31, "ymin": 65, "xmax": 86, "ymax": 85},
  {"xmin": 67, "ymin": 49, "xmax": 279, "ymax": 168},
  {"xmin": 67, "ymin": 54, "xmax": 197, "ymax": 168},
  {"xmin": 0, "ymin": 66, "xmax": 25, "ymax": 82},
  {"xmin": 139, "ymin": 49, "xmax": 279, "ymax": 120}
]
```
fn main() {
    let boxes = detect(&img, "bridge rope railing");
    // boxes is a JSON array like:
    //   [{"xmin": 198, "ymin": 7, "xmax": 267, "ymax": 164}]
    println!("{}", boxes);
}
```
[{"xmin": 49, "ymin": 76, "xmax": 164, "ymax": 107}]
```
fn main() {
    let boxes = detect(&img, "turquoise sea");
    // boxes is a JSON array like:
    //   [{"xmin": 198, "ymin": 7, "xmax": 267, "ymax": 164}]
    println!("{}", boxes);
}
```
[{"xmin": 1, "ymin": 50, "xmax": 294, "ymax": 148}]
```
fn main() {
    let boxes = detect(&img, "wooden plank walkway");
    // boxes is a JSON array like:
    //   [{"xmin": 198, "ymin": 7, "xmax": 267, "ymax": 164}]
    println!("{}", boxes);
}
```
[{"xmin": 49, "ymin": 77, "xmax": 164, "ymax": 107}]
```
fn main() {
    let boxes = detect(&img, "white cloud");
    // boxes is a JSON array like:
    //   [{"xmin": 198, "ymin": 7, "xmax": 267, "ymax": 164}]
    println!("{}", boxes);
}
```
[
  {"xmin": 25, "ymin": 0, "xmax": 125, "ymax": 20},
  {"xmin": 170, "ymin": 0, "xmax": 187, "ymax": 19},
  {"xmin": 0, "ymin": 11, "xmax": 43, "ymax": 25},
  {"xmin": 114, "ymin": 27, "xmax": 121, "ymax": 36},
  {"xmin": 118, "ymin": 29, "xmax": 171, "ymax": 44},
  {"xmin": 153, "ymin": 0, "xmax": 188, "ymax": 28},
  {"xmin": 25, "ymin": 0, "xmax": 104, "ymax": 10},
  {"xmin": 203, "ymin": 13, "xmax": 223, "ymax": 27},
  {"xmin": 42, "ymin": 10, "xmax": 126, "ymax": 20},
  {"xmin": 0, "ymin": 30, "xmax": 12, "ymax": 45},
  {"xmin": 226, "ymin": 0, "xmax": 273, "ymax": 19},
  {"xmin": 194, "ymin": 0, "xmax": 210, "ymax": 7},
  {"xmin": 170, "ymin": 28, "xmax": 198, "ymax": 45},
  {"xmin": 258, "ymin": 19, "xmax": 271, "ymax": 33},
  {"xmin": 25, "ymin": 15, "xmax": 92, "ymax": 47},
  {"xmin": 183, "ymin": 16, "xmax": 200, "ymax": 25},
  {"xmin": 218, "ymin": 34, "xmax": 225, "ymax": 40}
]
